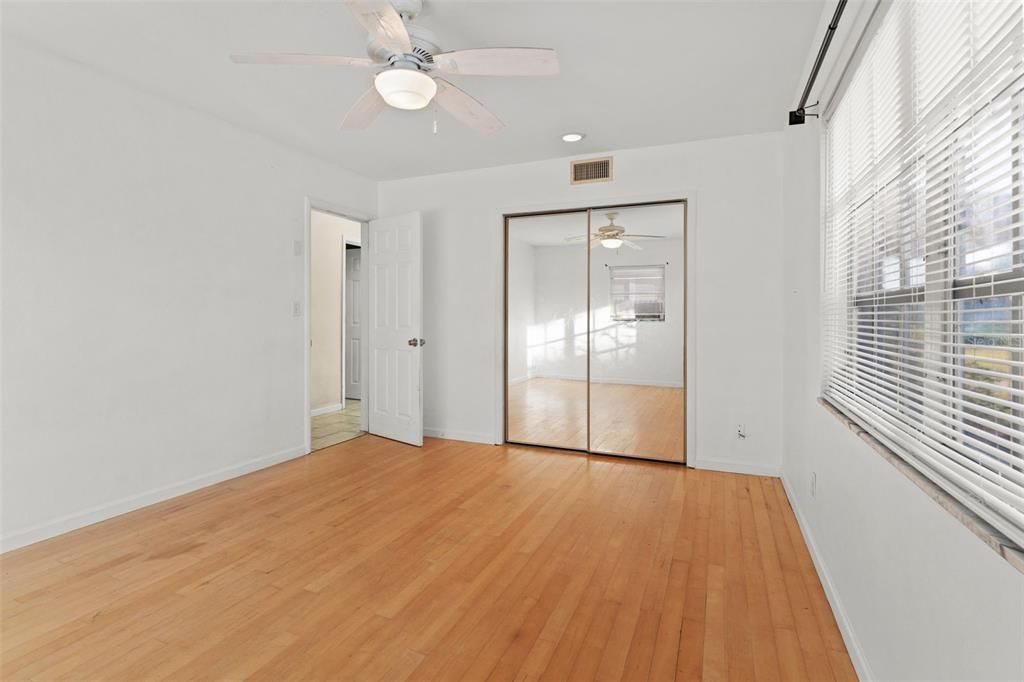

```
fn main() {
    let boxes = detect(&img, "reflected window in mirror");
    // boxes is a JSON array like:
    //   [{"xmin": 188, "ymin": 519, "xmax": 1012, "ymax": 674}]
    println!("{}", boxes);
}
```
[{"xmin": 609, "ymin": 265, "xmax": 666, "ymax": 322}]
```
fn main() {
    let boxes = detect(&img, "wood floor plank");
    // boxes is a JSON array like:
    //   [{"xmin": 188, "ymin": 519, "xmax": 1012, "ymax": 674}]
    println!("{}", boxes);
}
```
[
  {"xmin": 722, "ymin": 475, "xmax": 754, "ymax": 682},
  {"xmin": 509, "ymin": 474, "xmax": 633, "ymax": 682},
  {"xmin": 760, "ymin": 479, "xmax": 835, "ymax": 682},
  {"xmin": 677, "ymin": 470, "xmax": 712, "ymax": 681},
  {"xmin": 736, "ymin": 478, "xmax": 783, "ymax": 682},
  {"xmin": 0, "ymin": 436, "xmax": 854, "ymax": 681},
  {"xmin": 620, "ymin": 471, "xmax": 689, "ymax": 681},
  {"xmin": 769, "ymin": 480, "xmax": 855, "ymax": 682}
]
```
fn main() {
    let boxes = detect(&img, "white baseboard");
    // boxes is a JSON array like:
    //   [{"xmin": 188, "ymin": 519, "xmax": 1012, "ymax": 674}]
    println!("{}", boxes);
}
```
[
  {"xmin": 424, "ymin": 427, "xmax": 496, "ymax": 445},
  {"xmin": 694, "ymin": 457, "xmax": 780, "ymax": 477},
  {"xmin": 592, "ymin": 377, "xmax": 684, "ymax": 388},
  {"xmin": 0, "ymin": 445, "xmax": 308, "ymax": 553},
  {"xmin": 780, "ymin": 475, "xmax": 873, "ymax": 682},
  {"xmin": 507, "ymin": 375, "xmax": 530, "ymax": 386},
  {"xmin": 311, "ymin": 403, "xmax": 343, "ymax": 417},
  {"xmin": 527, "ymin": 373, "xmax": 684, "ymax": 388}
]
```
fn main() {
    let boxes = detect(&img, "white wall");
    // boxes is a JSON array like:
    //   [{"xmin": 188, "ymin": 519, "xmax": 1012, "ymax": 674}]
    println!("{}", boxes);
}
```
[
  {"xmin": 780, "ymin": 122, "xmax": 1024, "ymax": 681},
  {"xmin": 530, "ymin": 244, "xmax": 588, "ymax": 382},
  {"xmin": 310, "ymin": 210, "xmax": 360, "ymax": 413},
  {"xmin": 378, "ymin": 132, "xmax": 785, "ymax": 473},
  {"xmin": 506, "ymin": 238, "xmax": 536, "ymax": 384},
  {"xmin": 515, "ymin": 239, "xmax": 686, "ymax": 387},
  {"xmin": 0, "ymin": 39, "xmax": 376, "ymax": 549}
]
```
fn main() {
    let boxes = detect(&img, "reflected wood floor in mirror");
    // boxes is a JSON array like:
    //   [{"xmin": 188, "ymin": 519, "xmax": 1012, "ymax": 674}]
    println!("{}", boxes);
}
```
[
  {"xmin": 507, "ymin": 378, "xmax": 589, "ymax": 450},
  {"xmin": 507, "ymin": 378, "xmax": 685, "ymax": 461},
  {"xmin": 0, "ymin": 437, "xmax": 855, "ymax": 681}
]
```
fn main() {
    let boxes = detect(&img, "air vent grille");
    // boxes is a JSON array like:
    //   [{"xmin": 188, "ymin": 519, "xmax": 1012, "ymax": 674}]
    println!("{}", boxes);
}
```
[{"xmin": 570, "ymin": 157, "xmax": 613, "ymax": 185}]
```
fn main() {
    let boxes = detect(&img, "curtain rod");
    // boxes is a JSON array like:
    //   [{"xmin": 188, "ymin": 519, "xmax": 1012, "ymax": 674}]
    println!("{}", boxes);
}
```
[{"xmin": 789, "ymin": 0, "xmax": 847, "ymax": 125}]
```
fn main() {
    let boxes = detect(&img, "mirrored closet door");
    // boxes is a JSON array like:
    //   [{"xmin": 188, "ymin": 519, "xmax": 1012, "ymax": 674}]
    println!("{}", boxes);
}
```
[
  {"xmin": 505, "ymin": 201, "xmax": 686, "ymax": 463},
  {"xmin": 505, "ymin": 211, "xmax": 589, "ymax": 451},
  {"xmin": 588, "ymin": 203, "xmax": 685, "ymax": 461}
]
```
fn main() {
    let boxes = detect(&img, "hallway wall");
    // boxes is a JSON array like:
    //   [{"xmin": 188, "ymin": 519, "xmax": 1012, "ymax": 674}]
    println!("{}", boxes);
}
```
[{"xmin": 310, "ymin": 210, "xmax": 361, "ymax": 414}]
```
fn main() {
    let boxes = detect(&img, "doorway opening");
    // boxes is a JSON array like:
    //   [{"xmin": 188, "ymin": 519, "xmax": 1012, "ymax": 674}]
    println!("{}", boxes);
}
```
[
  {"xmin": 310, "ymin": 208, "xmax": 365, "ymax": 451},
  {"xmin": 503, "ymin": 200, "xmax": 687, "ymax": 463}
]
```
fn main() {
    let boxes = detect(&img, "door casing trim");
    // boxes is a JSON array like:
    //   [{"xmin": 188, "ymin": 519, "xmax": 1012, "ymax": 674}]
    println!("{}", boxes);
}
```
[{"xmin": 304, "ymin": 197, "xmax": 374, "ymax": 454}]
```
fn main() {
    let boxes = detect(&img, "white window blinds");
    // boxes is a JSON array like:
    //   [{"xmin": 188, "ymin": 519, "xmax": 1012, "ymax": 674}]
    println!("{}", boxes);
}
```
[
  {"xmin": 823, "ymin": 0, "xmax": 1024, "ymax": 547},
  {"xmin": 609, "ymin": 265, "xmax": 666, "ymax": 322}
]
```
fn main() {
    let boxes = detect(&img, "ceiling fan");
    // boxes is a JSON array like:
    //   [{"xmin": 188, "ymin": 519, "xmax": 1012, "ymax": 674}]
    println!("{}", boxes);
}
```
[
  {"xmin": 565, "ymin": 213, "xmax": 667, "ymax": 250},
  {"xmin": 230, "ymin": 0, "xmax": 559, "ymax": 135}
]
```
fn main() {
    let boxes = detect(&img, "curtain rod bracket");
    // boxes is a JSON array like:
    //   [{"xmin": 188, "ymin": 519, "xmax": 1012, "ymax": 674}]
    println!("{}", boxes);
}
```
[{"xmin": 789, "ymin": 101, "xmax": 821, "ymax": 125}]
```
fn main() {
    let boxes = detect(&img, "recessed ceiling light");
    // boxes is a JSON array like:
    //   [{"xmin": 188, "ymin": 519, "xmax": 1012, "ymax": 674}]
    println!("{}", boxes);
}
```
[{"xmin": 561, "ymin": 132, "xmax": 585, "ymax": 143}]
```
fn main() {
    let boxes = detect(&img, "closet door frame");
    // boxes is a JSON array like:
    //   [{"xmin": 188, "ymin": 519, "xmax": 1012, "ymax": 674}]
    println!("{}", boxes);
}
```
[{"xmin": 502, "ymin": 198, "xmax": 688, "ymax": 465}]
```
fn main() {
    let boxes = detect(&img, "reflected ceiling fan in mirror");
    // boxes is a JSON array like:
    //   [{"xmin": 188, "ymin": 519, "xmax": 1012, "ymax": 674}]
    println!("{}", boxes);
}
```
[
  {"xmin": 565, "ymin": 213, "xmax": 667, "ymax": 250},
  {"xmin": 230, "ymin": 0, "xmax": 559, "ymax": 135}
]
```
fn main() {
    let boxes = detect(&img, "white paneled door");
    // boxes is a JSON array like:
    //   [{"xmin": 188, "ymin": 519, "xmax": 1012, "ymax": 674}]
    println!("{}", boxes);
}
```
[
  {"xmin": 366, "ymin": 212, "xmax": 423, "ymax": 446},
  {"xmin": 345, "ymin": 248, "xmax": 362, "ymax": 400}
]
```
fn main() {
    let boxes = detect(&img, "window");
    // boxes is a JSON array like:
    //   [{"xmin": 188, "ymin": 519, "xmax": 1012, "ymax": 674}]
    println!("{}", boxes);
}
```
[
  {"xmin": 609, "ymin": 265, "xmax": 665, "ymax": 322},
  {"xmin": 823, "ymin": 1, "xmax": 1024, "ymax": 548}
]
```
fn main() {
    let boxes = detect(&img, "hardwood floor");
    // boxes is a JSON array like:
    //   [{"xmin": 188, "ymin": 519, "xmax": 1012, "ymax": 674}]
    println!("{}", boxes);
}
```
[
  {"xmin": 0, "ymin": 437, "xmax": 855, "ymax": 681},
  {"xmin": 507, "ymin": 378, "xmax": 685, "ymax": 462}
]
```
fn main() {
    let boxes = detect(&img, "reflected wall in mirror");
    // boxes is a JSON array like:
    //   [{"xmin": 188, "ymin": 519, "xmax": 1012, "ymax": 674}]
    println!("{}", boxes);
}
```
[
  {"xmin": 589, "ymin": 203, "xmax": 685, "ymax": 461},
  {"xmin": 506, "ymin": 212, "xmax": 589, "ymax": 450}
]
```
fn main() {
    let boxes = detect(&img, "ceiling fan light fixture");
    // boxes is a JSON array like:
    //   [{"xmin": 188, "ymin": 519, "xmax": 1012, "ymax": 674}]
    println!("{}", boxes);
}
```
[
  {"xmin": 561, "ymin": 132, "xmax": 585, "ymax": 142},
  {"xmin": 374, "ymin": 68, "xmax": 437, "ymax": 110},
  {"xmin": 600, "ymin": 238, "xmax": 623, "ymax": 249}
]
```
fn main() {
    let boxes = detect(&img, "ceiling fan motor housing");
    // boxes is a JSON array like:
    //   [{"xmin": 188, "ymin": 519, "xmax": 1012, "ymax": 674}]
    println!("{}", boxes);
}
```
[
  {"xmin": 366, "ymin": 15, "xmax": 440, "ymax": 68},
  {"xmin": 599, "ymin": 213, "xmax": 624, "ymax": 235}
]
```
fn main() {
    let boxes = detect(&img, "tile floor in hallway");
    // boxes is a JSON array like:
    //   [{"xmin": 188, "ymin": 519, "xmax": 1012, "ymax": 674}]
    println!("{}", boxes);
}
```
[{"xmin": 311, "ymin": 399, "xmax": 364, "ymax": 450}]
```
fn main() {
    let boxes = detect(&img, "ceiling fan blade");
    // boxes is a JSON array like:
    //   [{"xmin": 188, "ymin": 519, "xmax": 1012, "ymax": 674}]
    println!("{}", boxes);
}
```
[
  {"xmin": 564, "ymin": 234, "xmax": 596, "ymax": 242},
  {"xmin": 433, "ymin": 78, "xmax": 504, "ymax": 136},
  {"xmin": 230, "ymin": 53, "xmax": 377, "ymax": 66},
  {"xmin": 342, "ymin": 0, "xmax": 412, "ymax": 55},
  {"xmin": 625, "ymin": 234, "xmax": 668, "ymax": 240},
  {"xmin": 620, "ymin": 239, "xmax": 643, "ymax": 250},
  {"xmin": 432, "ymin": 48, "xmax": 560, "ymax": 76},
  {"xmin": 341, "ymin": 87, "xmax": 387, "ymax": 130}
]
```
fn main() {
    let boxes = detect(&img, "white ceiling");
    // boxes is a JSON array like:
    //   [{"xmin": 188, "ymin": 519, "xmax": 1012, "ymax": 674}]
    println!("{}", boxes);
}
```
[
  {"xmin": 5, "ymin": 0, "xmax": 825, "ymax": 180},
  {"xmin": 509, "ymin": 203, "xmax": 684, "ymax": 246}
]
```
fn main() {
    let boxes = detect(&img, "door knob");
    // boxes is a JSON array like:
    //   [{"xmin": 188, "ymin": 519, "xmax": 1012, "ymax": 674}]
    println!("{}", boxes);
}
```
[
  {"xmin": 419, "ymin": 338, "xmax": 427, "ymax": 347},
  {"xmin": 408, "ymin": 338, "xmax": 420, "ymax": 347}
]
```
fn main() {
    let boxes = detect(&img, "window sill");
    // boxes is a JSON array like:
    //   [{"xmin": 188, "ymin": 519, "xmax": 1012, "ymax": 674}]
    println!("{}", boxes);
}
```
[{"xmin": 817, "ymin": 396, "xmax": 1024, "ymax": 576}]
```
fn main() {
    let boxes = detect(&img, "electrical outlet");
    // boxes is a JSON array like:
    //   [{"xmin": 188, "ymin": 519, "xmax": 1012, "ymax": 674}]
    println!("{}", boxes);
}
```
[
  {"xmin": 736, "ymin": 423, "xmax": 746, "ymax": 440},
  {"xmin": 811, "ymin": 471, "xmax": 817, "ymax": 499},
  {"xmin": 292, "ymin": 301, "xmax": 302, "ymax": 317}
]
